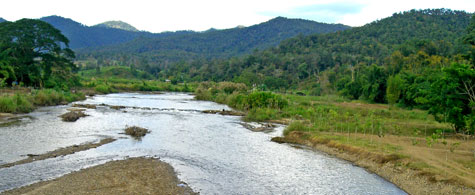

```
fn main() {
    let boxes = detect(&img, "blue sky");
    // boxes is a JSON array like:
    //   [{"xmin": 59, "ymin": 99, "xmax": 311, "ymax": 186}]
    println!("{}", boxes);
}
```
[{"xmin": 1, "ymin": 0, "xmax": 474, "ymax": 32}]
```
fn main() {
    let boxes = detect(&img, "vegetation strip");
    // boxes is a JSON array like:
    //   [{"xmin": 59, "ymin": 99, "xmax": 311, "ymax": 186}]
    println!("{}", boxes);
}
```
[
  {"xmin": 0, "ymin": 138, "xmax": 116, "ymax": 169},
  {"xmin": 2, "ymin": 158, "xmax": 196, "ymax": 195}
]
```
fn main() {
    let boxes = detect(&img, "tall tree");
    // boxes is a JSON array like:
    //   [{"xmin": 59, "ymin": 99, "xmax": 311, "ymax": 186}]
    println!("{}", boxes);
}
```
[{"xmin": 0, "ymin": 19, "xmax": 76, "ymax": 87}]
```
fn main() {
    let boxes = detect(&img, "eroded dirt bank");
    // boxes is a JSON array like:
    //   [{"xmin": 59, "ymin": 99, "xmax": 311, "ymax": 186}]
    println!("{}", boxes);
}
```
[
  {"xmin": 0, "ymin": 138, "xmax": 116, "ymax": 169},
  {"xmin": 273, "ymin": 131, "xmax": 475, "ymax": 195}
]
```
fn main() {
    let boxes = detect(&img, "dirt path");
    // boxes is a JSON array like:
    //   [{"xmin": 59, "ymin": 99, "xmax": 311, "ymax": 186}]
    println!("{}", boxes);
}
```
[
  {"xmin": 0, "ymin": 138, "xmax": 116, "ymax": 169},
  {"xmin": 2, "ymin": 158, "xmax": 196, "ymax": 195}
]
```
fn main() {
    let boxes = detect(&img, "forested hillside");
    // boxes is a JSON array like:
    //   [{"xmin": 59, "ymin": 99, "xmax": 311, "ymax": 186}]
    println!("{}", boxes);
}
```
[
  {"xmin": 0, "ymin": 18, "xmax": 5, "ymax": 23},
  {"xmin": 159, "ymin": 9, "xmax": 471, "ymax": 87},
  {"xmin": 76, "ymin": 17, "xmax": 349, "ymax": 65}
]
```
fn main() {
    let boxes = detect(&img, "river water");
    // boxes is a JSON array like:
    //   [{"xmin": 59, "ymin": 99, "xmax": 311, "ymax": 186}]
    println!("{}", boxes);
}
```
[{"xmin": 0, "ymin": 93, "xmax": 406, "ymax": 194}]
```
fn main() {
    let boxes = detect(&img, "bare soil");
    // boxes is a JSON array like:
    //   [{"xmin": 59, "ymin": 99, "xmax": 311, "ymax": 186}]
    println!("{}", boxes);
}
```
[{"xmin": 2, "ymin": 158, "xmax": 196, "ymax": 195}]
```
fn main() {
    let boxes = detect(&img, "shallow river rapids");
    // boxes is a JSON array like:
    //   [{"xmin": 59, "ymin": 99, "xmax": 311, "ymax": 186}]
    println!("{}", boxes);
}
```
[{"xmin": 0, "ymin": 93, "xmax": 406, "ymax": 194}]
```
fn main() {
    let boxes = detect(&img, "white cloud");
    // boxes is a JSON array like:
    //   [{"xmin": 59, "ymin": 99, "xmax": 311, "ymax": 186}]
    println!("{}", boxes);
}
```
[{"xmin": 0, "ymin": 0, "xmax": 473, "ymax": 32}]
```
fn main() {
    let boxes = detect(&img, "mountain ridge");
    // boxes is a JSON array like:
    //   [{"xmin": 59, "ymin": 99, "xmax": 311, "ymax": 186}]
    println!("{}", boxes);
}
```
[{"xmin": 76, "ymin": 16, "xmax": 350, "ymax": 63}]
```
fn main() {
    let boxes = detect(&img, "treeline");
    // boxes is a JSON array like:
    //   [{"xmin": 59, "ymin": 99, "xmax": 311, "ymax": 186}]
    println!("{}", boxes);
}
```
[{"xmin": 0, "ymin": 19, "xmax": 79, "ymax": 89}]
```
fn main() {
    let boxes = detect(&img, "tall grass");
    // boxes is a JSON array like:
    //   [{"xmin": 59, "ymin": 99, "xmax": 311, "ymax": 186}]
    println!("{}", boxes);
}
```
[{"xmin": 0, "ymin": 89, "xmax": 85, "ymax": 113}]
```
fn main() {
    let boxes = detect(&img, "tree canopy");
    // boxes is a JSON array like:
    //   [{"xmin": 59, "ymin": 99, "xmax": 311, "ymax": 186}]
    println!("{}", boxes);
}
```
[{"xmin": 0, "ymin": 19, "xmax": 78, "ymax": 88}]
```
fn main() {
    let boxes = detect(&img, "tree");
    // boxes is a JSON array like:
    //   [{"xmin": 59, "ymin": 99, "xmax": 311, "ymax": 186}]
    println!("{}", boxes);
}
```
[
  {"xmin": 0, "ymin": 19, "xmax": 76, "ymax": 87},
  {"xmin": 428, "ymin": 63, "xmax": 475, "ymax": 133},
  {"xmin": 386, "ymin": 74, "xmax": 404, "ymax": 105}
]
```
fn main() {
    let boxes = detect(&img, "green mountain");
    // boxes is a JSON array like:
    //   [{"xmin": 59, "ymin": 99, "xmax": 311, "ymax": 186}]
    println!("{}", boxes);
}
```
[
  {"xmin": 158, "ymin": 9, "xmax": 472, "ymax": 86},
  {"xmin": 94, "ymin": 20, "xmax": 139, "ymax": 32},
  {"xmin": 39, "ymin": 16, "xmax": 195, "ymax": 49},
  {"xmin": 77, "ymin": 17, "xmax": 350, "ymax": 63}
]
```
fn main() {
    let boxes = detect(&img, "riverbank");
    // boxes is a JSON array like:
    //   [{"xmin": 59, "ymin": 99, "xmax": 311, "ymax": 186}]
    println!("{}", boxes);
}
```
[
  {"xmin": 273, "ymin": 131, "xmax": 475, "ymax": 195},
  {"xmin": 0, "ymin": 138, "xmax": 116, "ymax": 169},
  {"xmin": 193, "ymin": 82, "xmax": 475, "ymax": 194},
  {"xmin": 2, "ymin": 158, "xmax": 196, "ymax": 195}
]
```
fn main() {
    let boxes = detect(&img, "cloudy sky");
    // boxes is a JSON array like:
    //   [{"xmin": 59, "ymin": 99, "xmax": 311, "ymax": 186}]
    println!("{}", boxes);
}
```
[{"xmin": 1, "ymin": 0, "xmax": 473, "ymax": 33}]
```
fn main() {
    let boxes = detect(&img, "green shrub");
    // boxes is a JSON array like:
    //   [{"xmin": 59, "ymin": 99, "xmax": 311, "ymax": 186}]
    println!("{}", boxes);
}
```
[
  {"xmin": 0, "ymin": 96, "xmax": 17, "ymax": 113},
  {"xmin": 245, "ymin": 91, "xmax": 288, "ymax": 110},
  {"xmin": 245, "ymin": 108, "xmax": 279, "ymax": 122},
  {"xmin": 284, "ymin": 121, "xmax": 312, "ymax": 135},
  {"xmin": 33, "ymin": 89, "xmax": 65, "ymax": 106},
  {"xmin": 95, "ymin": 84, "xmax": 111, "ymax": 94},
  {"xmin": 218, "ymin": 82, "xmax": 247, "ymax": 94},
  {"xmin": 13, "ymin": 94, "xmax": 34, "ymax": 113}
]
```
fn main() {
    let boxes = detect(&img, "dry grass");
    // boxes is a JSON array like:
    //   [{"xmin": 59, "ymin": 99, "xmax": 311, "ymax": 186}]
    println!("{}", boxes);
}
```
[
  {"xmin": 60, "ymin": 111, "xmax": 88, "ymax": 122},
  {"xmin": 124, "ymin": 126, "xmax": 150, "ymax": 138},
  {"xmin": 3, "ymin": 158, "xmax": 196, "ymax": 195}
]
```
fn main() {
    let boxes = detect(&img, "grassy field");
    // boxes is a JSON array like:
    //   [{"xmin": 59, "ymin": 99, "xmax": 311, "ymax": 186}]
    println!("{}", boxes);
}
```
[{"xmin": 281, "ymin": 95, "xmax": 475, "ymax": 191}]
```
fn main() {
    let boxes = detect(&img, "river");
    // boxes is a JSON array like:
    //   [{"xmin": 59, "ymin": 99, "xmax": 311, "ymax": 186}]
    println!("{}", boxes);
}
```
[{"xmin": 0, "ymin": 93, "xmax": 406, "ymax": 194}]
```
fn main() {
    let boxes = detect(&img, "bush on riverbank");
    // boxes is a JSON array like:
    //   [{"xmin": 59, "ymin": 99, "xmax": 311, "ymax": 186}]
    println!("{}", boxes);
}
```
[{"xmin": 195, "ymin": 82, "xmax": 287, "ymax": 110}]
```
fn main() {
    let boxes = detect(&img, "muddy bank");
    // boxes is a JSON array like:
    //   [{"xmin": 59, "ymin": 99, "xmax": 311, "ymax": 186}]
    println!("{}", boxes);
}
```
[
  {"xmin": 2, "ymin": 157, "xmax": 196, "ymax": 195},
  {"xmin": 0, "ymin": 138, "xmax": 116, "ymax": 169},
  {"xmin": 241, "ymin": 122, "xmax": 276, "ymax": 132},
  {"xmin": 272, "ymin": 132, "xmax": 475, "ymax": 195},
  {"xmin": 202, "ymin": 109, "xmax": 245, "ymax": 116},
  {"xmin": 0, "ymin": 113, "xmax": 27, "ymax": 127}
]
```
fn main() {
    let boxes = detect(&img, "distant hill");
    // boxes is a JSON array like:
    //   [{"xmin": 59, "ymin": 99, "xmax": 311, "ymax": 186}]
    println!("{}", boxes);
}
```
[
  {"xmin": 0, "ymin": 18, "xmax": 6, "ymax": 23},
  {"xmin": 39, "ymin": 16, "xmax": 149, "ymax": 49},
  {"xmin": 39, "ymin": 16, "xmax": 195, "ymax": 49},
  {"xmin": 77, "ymin": 17, "xmax": 350, "ymax": 63},
  {"xmin": 94, "ymin": 21, "xmax": 139, "ymax": 32}
]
